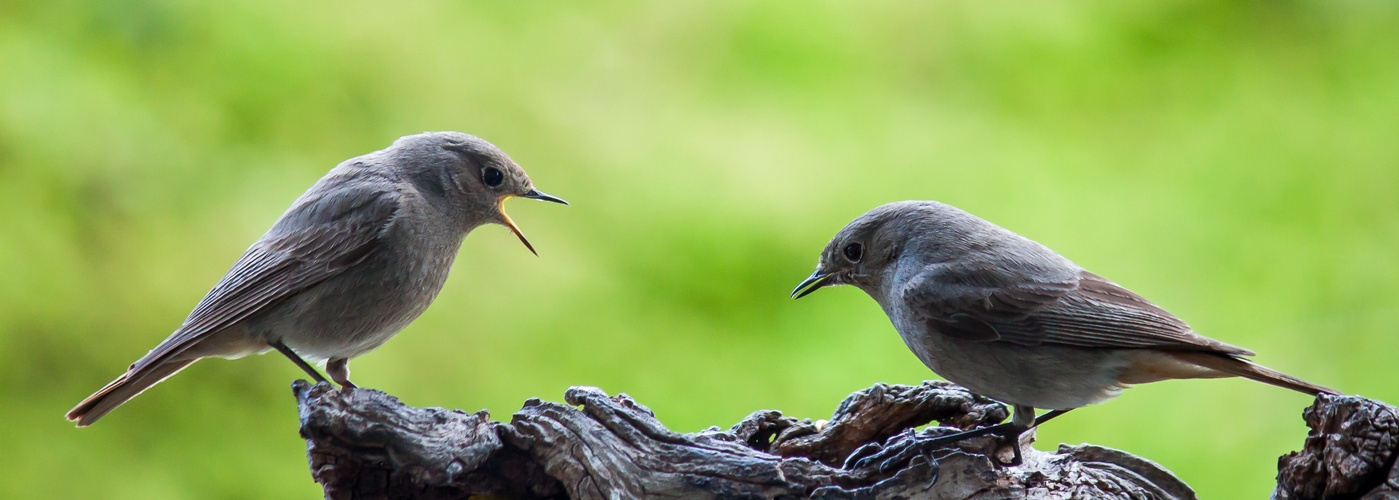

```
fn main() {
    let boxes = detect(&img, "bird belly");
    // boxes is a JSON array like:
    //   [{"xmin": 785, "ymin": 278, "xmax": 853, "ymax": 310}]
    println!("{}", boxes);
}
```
[
  {"xmin": 248, "ymin": 239, "xmax": 459, "ymax": 361},
  {"xmin": 898, "ymin": 328, "xmax": 1133, "ymax": 410}
]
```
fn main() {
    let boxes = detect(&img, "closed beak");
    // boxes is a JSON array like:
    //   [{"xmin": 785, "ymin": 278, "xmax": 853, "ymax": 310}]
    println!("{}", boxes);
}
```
[{"xmin": 791, "ymin": 270, "xmax": 835, "ymax": 299}]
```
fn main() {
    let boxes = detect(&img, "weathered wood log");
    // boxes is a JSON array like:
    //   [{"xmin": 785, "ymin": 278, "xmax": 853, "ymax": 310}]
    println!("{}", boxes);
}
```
[
  {"xmin": 1273, "ymin": 394, "xmax": 1399, "ymax": 500},
  {"xmin": 294, "ymin": 380, "xmax": 1396, "ymax": 499}
]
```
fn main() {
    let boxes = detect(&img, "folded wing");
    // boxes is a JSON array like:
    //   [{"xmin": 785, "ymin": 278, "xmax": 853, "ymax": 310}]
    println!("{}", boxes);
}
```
[
  {"xmin": 905, "ymin": 261, "xmax": 1251, "ymax": 355},
  {"xmin": 130, "ymin": 175, "xmax": 403, "ymax": 372}
]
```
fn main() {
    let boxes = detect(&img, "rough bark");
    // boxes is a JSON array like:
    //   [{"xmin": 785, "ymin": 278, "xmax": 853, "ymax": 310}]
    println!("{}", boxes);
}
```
[
  {"xmin": 293, "ymin": 380, "xmax": 1395, "ymax": 499},
  {"xmin": 1273, "ymin": 394, "xmax": 1399, "ymax": 500}
]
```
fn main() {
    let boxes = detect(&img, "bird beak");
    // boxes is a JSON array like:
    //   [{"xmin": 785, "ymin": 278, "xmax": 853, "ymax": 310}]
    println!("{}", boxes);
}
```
[
  {"xmin": 499, "ymin": 210, "xmax": 538, "ymax": 256},
  {"xmin": 498, "ymin": 189, "xmax": 567, "ymax": 256},
  {"xmin": 791, "ymin": 270, "xmax": 836, "ymax": 299},
  {"xmin": 522, "ymin": 189, "xmax": 569, "ymax": 205}
]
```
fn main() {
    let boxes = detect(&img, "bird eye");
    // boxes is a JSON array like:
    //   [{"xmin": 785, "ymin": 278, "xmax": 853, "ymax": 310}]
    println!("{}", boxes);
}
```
[
  {"xmin": 843, "ymin": 242, "xmax": 863, "ymax": 262},
  {"xmin": 482, "ymin": 167, "xmax": 504, "ymax": 187}
]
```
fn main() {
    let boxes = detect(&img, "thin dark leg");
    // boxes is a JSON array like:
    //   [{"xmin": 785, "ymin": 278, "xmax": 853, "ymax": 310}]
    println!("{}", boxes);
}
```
[
  {"xmin": 325, "ymin": 358, "xmax": 356, "ymax": 389},
  {"xmin": 928, "ymin": 407, "xmax": 1071, "ymax": 466},
  {"xmin": 1033, "ymin": 409, "xmax": 1069, "ymax": 427},
  {"xmin": 270, "ymin": 340, "xmax": 328, "ymax": 384},
  {"xmin": 847, "ymin": 407, "xmax": 1076, "ymax": 471}
]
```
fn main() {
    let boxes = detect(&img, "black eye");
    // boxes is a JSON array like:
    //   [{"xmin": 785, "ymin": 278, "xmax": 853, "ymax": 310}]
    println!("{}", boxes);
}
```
[
  {"xmin": 843, "ymin": 242, "xmax": 863, "ymax": 262},
  {"xmin": 482, "ymin": 167, "xmax": 504, "ymax": 187}
]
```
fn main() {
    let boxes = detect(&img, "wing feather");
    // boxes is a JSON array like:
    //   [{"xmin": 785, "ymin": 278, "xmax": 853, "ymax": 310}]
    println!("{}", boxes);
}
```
[
  {"xmin": 907, "ymin": 264, "xmax": 1251, "ymax": 355},
  {"xmin": 132, "ymin": 176, "xmax": 402, "ymax": 371}
]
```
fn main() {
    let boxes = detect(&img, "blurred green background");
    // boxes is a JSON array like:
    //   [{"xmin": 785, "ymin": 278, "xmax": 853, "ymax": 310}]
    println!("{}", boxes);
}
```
[{"xmin": 2, "ymin": 0, "xmax": 1396, "ymax": 498}]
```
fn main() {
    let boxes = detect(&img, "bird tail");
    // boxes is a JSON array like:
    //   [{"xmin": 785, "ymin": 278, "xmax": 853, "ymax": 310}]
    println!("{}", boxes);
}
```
[
  {"xmin": 66, "ymin": 359, "xmax": 196, "ymax": 427},
  {"xmin": 1168, "ymin": 351, "xmax": 1340, "ymax": 396}
]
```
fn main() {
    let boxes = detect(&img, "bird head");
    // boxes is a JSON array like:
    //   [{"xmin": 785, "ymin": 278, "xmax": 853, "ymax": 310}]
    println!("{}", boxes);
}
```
[
  {"xmin": 790, "ymin": 201, "xmax": 929, "ymax": 299},
  {"xmin": 405, "ymin": 132, "xmax": 568, "ymax": 255}
]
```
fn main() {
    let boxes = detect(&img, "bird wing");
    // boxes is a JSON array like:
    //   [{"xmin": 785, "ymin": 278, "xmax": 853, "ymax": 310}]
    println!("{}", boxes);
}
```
[
  {"xmin": 131, "ymin": 177, "xmax": 403, "ymax": 372},
  {"xmin": 903, "ymin": 262, "xmax": 1252, "ymax": 355}
]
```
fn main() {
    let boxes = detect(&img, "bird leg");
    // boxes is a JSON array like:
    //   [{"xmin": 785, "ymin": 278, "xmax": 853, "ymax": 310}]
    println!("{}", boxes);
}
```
[
  {"xmin": 325, "ymin": 358, "xmax": 357, "ymax": 389},
  {"xmin": 843, "ymin": 427, "xmax": 943, "ymax": 475},
  {"xmin": 270, "ymin": 340, "xmax": 329, "ymax": 384},
  {"xmin": 845, "ymin": 405, "xmax": 1071, "ymax": 472}
]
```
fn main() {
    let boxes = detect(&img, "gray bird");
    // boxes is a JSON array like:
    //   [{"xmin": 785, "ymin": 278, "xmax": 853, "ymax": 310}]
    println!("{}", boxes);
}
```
[
  {"xmin": 792, "ymin": 200, "xmax": 1338, "ymax": 467},
  {"xmin": 67, "ymin": 131, "xmax": 567, "ymax": 426}
]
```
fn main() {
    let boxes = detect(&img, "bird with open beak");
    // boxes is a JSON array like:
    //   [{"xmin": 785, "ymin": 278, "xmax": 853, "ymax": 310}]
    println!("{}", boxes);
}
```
[{"xmin": 67, "ymin": 131, "xmax": 567, "ymax": 426}]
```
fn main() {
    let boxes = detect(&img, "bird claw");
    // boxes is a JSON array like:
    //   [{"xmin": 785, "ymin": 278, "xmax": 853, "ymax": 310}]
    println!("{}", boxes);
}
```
[
  {"xmin": 845, "ymin": 424, "xmax": 1031, "ymax": 472},
  {"xmin": 873, "ymin": 444, "xmax": 925, "ymax": 474},
  {"xmin": 842, "ymin": 441, "xmax": 886, "ymax": 470},
  {"xmin": 844, "ymin": 428, "xmax": 938, "ymax": 473},
  {"xmin": 992, "ymin": 439, "xmax": 1024, "ymax": 467},
  {"xmin": 989, "ymin": 427, "xmax": 1027, "ymax": 466}
]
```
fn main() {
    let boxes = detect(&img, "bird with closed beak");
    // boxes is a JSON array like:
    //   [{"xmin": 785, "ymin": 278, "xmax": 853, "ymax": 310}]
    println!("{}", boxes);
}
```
[
  {"xmin": 67, "ymin": 131, "xmax": 568, "ymax": 427},
  {"xmin": 792, "ymin": 200, "xmax": 1338, "ymax": 469}
]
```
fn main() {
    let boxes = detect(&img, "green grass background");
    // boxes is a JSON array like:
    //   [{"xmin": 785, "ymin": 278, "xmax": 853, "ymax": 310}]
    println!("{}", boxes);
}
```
[{"xmin": 3, "ymin": 1, "xmax": 1397, "ymax": 498}]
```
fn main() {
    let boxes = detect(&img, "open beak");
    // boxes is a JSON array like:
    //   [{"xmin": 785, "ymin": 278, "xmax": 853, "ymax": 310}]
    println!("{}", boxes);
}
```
[
  {"xmin": 500, "ymin": 189, "xmax": 568, "ymax": 256},
  {"xmin": 791, "ymin": 270, "xmax": 836, "ymax": 299},
  {"xmin": 499, "ymin": 211, "xmax": 537, "ymax": 256},
  {"xmin": 522, "ymin": 189, "xmax": 569, "ymax": 205}
]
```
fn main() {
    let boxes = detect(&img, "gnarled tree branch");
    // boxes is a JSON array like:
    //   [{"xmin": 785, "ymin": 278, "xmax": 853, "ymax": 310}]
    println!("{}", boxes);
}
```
[{"xmin": 293, "ymin": 380, "xmax": 1396, "ymax": 499}]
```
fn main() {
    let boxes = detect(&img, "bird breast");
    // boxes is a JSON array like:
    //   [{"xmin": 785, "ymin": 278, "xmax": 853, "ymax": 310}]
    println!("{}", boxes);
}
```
[{"xmin": 253, "ymin": 216, "xmax": 467, "ymax": 360}]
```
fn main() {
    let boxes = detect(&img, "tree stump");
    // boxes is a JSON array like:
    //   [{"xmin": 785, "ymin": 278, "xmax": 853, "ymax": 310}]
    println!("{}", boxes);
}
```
[{"xmin": 292, "ymin": 380, "xmax": 1397, "ymax": 499}]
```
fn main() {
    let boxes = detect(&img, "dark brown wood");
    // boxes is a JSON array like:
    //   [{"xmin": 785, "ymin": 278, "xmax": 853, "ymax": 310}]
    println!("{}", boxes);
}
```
[
  {"xmin": 293, "ymin": 380, "xmax": 1394, "ymax": 499},
  {"xmin": 1273, "ymin": 394, "xmax": 1399, "ymax": 500}
]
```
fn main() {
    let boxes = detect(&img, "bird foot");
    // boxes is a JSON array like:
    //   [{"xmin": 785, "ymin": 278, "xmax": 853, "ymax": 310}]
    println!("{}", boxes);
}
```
[
  {"xmin": 991, "ymin": 428, "xmax": 1028, "ymax": 467},
  {"xmin": 843, "ymin": 423, "xmax": 1030, "ymax": 473},
  {"xmin": 325, "ymin": 358, "xmax": 356, "ymax": 389},
  {"xmin": 843, "ymin": 428, "xmax": 946, "ymax": 474}
]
